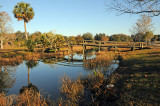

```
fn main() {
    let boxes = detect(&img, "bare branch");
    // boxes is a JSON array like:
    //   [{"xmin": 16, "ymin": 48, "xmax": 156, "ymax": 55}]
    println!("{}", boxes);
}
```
[{"xmin": 106, "ymin": 0, "xmax": 160, "ymax": 16}]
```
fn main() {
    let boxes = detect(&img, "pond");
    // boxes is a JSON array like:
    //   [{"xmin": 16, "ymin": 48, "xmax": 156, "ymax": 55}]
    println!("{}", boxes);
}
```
[{"xmin": 0, "ymin": 49, "xmax": 119, "ymax": 101}]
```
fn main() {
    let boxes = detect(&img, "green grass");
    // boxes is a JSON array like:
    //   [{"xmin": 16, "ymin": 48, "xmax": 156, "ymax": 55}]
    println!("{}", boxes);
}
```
[{"xmin": 112, "ymin": 48, "xmax": 160, "ymax": 105}]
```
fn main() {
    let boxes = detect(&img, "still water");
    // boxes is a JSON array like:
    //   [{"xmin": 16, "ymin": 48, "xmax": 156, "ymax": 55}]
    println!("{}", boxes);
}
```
[{"xmin": 0, "ymin": 50, "xmax": 119, "ymax": 101}]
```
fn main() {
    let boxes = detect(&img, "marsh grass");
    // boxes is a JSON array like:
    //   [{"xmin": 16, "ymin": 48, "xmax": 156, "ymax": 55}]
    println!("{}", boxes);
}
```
[
  {"xmin": 16, "ymin": 89, "xmax": 48, "ymax": 106},
  {"xmin": 56, "ymin": 50, "xmax": 118, "ymax": 105},
  {"xmin": 59, "ymin": 75, "xmax": 84, "ymax": 105},
  {"xmin": 84, "ymin": 51, "xmax": 115, "ymax": 70},
  {"xmin": 59, "ymin": 70, "xmax": 116, "ymax": 105},
  {"xmin": 0, "ymin": 92, "xmax": 15, "ymax": 106},
  {"xmin": 0, "ymin": 89, "xmax": 49, "ymax": 106},
  {"xmin": 83, "ymin": 70, "xmax": 104, "ymax": 90}
]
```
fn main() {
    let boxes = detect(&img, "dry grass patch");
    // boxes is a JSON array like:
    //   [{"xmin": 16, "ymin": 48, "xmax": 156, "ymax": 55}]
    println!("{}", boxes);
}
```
[
  {"xmin": 60, "ymin": 75, "xmax": 84, "ymax": 105},
  {"xmin": 0, "ymin": 89, "xmax": 49, "ymax": 106},
  {"xmin": 84, "ymin": 51, "xmax": 115, "ymax": 70}
]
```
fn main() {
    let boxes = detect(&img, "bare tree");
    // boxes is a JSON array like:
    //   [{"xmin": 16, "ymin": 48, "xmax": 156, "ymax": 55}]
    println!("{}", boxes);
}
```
[
  {"xmin": 106, "ymin": 0, "xmax": 160, "ymax": 16},
  {"xmin": 131, "ymin": 14, "xmax": 153, "ymax": 41},
  {"xmin": 0, "ymin": 11, "xmax": 12, "ymax": 49},
  {"xmin": 131, "ymin": 15, "xmax": 153, "ymax": 34}
]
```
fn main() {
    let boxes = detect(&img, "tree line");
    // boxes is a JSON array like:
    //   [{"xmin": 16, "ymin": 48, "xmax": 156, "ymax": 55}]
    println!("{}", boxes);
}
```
[{"xmin": 1, "ymin": 2, "xmax": 159, "ymax": 51}]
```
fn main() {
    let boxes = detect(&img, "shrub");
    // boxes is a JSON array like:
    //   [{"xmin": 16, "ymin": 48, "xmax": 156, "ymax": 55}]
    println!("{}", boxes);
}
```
[
  {"xmin": 26, "ymin": 39, "xmax": 36, "ymax": 52},
  {"xmin": 83, "ymin": 70, "xmax": 104, "ymax": 90}
]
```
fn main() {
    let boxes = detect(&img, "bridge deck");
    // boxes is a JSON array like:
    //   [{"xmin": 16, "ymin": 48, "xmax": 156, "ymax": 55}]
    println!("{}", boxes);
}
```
[{"xmin": 36, "ymin": 40, "xmax": 147, "ymax": 51}]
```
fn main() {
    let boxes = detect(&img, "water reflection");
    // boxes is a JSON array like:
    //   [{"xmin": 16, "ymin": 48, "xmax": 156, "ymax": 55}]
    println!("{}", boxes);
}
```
[
  {"xmin": 19, "ymin": 60, "xmax": 39, "ymax": 93},
  {"xmin": 0, "ymin": 66, "xmax": 17, "ymax": 93},
  {"xmin": 0, "ymin": 49, "xmax": 119, "ymax": 101}
]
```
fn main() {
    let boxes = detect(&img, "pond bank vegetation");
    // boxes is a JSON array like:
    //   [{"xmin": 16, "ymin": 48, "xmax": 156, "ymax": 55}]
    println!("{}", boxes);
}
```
[{"xmin": 0, "ymin": 48, "xmax": 160, "ymax": 105}]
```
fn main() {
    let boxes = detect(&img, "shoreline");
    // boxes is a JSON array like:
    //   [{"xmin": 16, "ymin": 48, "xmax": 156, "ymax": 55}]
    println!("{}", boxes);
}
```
[{"xmin": 109, "ymin": 48, "xmax": 160, "ymax": 105}]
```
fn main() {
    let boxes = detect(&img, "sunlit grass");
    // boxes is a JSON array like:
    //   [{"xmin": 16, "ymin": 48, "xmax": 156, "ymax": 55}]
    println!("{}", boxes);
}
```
[
  {"xmin": 112, "ymin": 48, "xmax": 160, "ymax": 105},
  {"xmin": 59, "ymin": 75, "xmax": 84, "ymax": 105},
  {"xmin": 0, "ymin": 89, "xmax": 49, "ymax": 106},
  {"xmin": 59, "ymin": 70, "xmax": 115, "ymax": 105},
  {"xmin": 0, "ymin": 92, "xmax": 15, "ymax": 106},
  {"xmin": 84, "ymin": 51, "xmax": 115, "ymax": 70}
]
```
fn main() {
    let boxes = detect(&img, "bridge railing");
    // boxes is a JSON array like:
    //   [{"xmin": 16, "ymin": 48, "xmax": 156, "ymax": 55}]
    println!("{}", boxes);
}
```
[{"xmin": 36, "ymin": 40, "xmax": 146, "ymax": 51}]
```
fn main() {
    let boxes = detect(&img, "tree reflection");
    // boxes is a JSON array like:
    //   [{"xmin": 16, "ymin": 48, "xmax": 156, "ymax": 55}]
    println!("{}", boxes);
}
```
[
  {"xmin": 19, "ymin": 60, "xmax": 39, "ymax": 93},
  {"xmin": 0, "ymin": 65, "xmax": 17, "ymax": 93}
]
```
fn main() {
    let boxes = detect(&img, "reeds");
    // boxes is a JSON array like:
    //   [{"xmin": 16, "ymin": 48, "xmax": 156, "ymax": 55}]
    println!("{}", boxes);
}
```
[
  {"xmin": 60, "ymin": 75, "xmax": 84, "ymax": 105},
  {"xmin": 0, "ymin": 89, "xmax": 49, "ymax": 106},
  {"xmin": 59, "ymin": 70, "xmax": 107, "ymax": 105},
  {"xmin": 83, "ymin": 70, "xmax": 104, "ymax": 90},
  {"xmin": 0, "ymin": 92, "xmax": 15, "ymax": 106},
  {"xmin": 84, "ymin": 51, "xmax": 115, "ymax": 70}
]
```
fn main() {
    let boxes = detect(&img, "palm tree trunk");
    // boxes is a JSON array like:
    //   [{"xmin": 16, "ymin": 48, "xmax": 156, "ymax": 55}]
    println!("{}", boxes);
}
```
[
  {"xmin": 28, "ymin": 67, "xmax": 30, "ymax": 86},
  {"xmin": 0, "ymin": 36, "xmax": 3, "ymax": 49},
  {"xmin": 24, "ymin": 21, "xmax": 28, "ymax": 40}
]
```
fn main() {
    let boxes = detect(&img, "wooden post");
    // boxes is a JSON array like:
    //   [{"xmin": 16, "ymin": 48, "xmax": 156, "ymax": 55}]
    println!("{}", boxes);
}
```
[
  {"xmin": 114, "ymin": 42, "xmax": 116, "ymax": 52},
  {"xmin": 131, "ymin": 42, "xmax": 135, "ymax": 51},
  {"xmin": 68, "ymin": 42, "xmax": 70, "ymax": 61},
  {"xmin": 83, "ymin": 40, "xmax": 85, "ymax": 60},
  {"xmin": 55, "ymin": 43, "xmax": 57, "ymax": 53},
  {"xmin": 99, "ymin": 42, "xmax": 101, "ymax": 51},
  {"xmin": 63, "ymin": 51, "xmax": 64, "ymax": 56},
  {"xmin": 108, "ymin": 47, "xmax": 111, "ymax": 51},
  {"xmin": 139, "ymin": 42, "xmax": 142, "ymax": 49},
  {"xmin": 85, "ymin": 46, "xmax": 86, "ymax": 50},
  {"xmin": 141, "ymin": 43, "xmax": 143, "ymax": 49},
  {"xmin": 71, "ymin": 54, "xmax": 73, "ymax": 60},
  {"xmin": 71, "ymin": 46, "xmax": 73, "ymax": 53}
]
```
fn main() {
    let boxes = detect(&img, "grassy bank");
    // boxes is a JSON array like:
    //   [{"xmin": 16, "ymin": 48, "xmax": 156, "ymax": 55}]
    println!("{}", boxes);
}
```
[
  {"xmin": 112, "ymin": 48, "xmax": 160, "ymax": 105},
  {"xmin": 1, "ymin": 47, "xmax": 159, "ymax": 105}
]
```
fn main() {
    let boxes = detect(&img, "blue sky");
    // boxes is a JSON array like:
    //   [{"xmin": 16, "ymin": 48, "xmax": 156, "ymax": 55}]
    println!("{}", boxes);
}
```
[{"xmin": 0, "ymin": 0, "xmax": 160, "ymax": 36}]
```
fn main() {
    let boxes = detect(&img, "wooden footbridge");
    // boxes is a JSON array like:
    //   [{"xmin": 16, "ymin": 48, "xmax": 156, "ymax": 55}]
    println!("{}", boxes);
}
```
[
  {"xmin": 36, "ymin": 40, "xmax": 147, "ymax": 60},
  {"xmin": 53, "ymin": 40, "xmax": 146, "ymax": 51},
  {"xmin": 37, "ymin": 40, "xmax": 147, "ymax": 53}
]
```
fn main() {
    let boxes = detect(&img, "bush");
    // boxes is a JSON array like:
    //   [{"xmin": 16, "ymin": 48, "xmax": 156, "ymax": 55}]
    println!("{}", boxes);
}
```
[
  {"xmin": 83, "ymin": 70, "xmax": 105, "ymax": 90},
  {"xmin": 82, "ymin": 32, "xmax": 93, "ymax": 40},
  {"xmin": 26, "ymin": 40, "xmax": 36, "ymax": 52},
  {"xmin": 110, "ymin": 34, "xmax": 133, "ymax": 42}
]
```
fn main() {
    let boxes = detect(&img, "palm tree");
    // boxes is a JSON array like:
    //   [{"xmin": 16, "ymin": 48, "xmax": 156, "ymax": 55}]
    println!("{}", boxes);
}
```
[
  {"xmin": 13, "ymin": 2, "xmax": 34, "ymax": 40},
  {"xmin": 25, "ymin": 60, "xmax": 38, "ymax": 86},
  {"xmin": 19, "ymin": 60, "xmax": 39, "ymax": 94}
]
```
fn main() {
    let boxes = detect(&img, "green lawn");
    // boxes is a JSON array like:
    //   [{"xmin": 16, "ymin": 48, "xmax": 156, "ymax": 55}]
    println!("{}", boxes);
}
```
[{"xmin": 113, "ymin": 48, "xmax": 160, "ymax": 105}]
